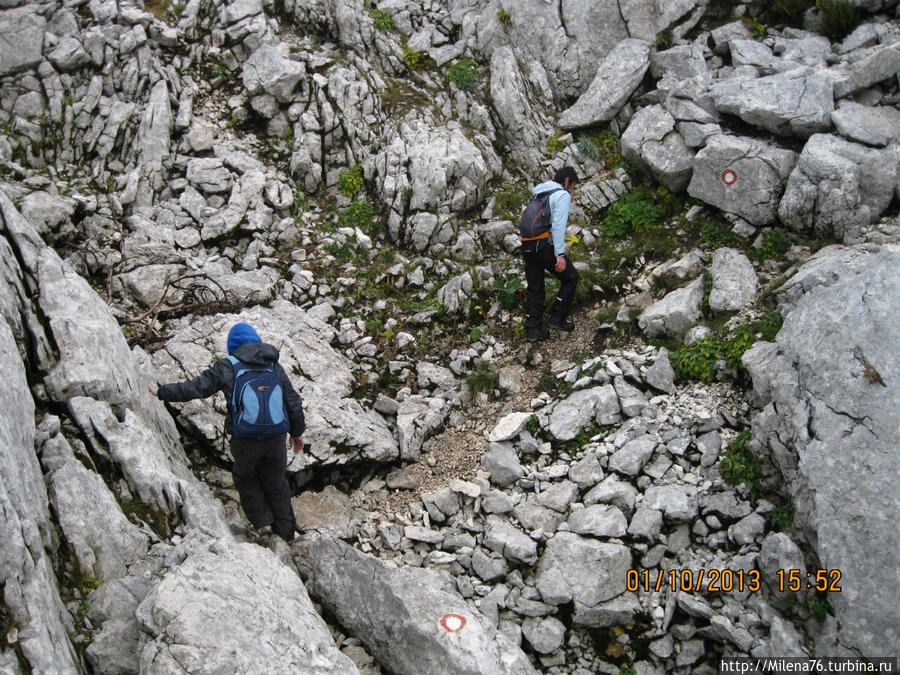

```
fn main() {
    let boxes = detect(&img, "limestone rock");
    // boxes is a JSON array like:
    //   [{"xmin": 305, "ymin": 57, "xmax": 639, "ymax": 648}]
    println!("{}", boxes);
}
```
[
  {"xmin": 559, "ymin": 38, "xmax": 652, "ymax": 129},
  {"xmin": 306, "ymin": 535, "xmax": 536, "ymax": 674},
  {"xmin": 778, "ymin": 133, "xmax": 900, "ymax": 242},
  {"xmin": 688, "ymin": 134, "xmax": 797, "ymax": 226},
  {"xmin": 709, "ymin": 247, "xmax": 757, "ymax": 312},
  {"xmin": 638, "ymin": 276, "xmax": 704, "ymax": 339},
  {"xmin": 621, "ymin": 104, "xmax": 695, "ymax": 193},
  {"xmin": 137, "ymin": 537, "xmax": 356, "ymax": 672},
  {"xmin": 742, "ymin": 242, "xmax": 900, "ymax": 657}
]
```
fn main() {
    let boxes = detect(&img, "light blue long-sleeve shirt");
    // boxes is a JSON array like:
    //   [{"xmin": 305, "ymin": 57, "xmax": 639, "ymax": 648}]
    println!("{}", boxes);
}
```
[{"xmin": 532, "ymin": 180, "xmax": 572, "ymax": 257}]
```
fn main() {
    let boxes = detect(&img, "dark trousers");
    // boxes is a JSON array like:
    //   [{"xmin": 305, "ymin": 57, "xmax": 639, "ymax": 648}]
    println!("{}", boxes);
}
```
[
  {"xmin": 522, "ymin": 239, "xmax": 579, "ymax": 328},
  {"xmin": 231, "ymin": 434, "xmax": 296, "ymax": 540}
]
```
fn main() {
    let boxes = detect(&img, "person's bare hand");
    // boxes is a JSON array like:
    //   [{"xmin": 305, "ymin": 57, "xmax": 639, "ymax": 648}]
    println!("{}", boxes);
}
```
[
  {"xmin": 148, "ymin": 383, "xmax": 158, "ymax": 397},
  {"xmin": 290, "ymin": 436, "xmax": 305, "ymax": 454},
  {"xmin": 554, "ymin": 256, "xmax": 566, "ymax": 273}
]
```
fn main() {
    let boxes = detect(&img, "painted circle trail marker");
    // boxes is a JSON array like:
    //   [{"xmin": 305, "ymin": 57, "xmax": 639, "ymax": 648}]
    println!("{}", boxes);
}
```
[
  {"xmin": 440, "ymin": 614, "xmax": 466, "ymax": 633},
  {"xmin": 721, "ymin": 169, "xmax": 738, "ymax": 185}
]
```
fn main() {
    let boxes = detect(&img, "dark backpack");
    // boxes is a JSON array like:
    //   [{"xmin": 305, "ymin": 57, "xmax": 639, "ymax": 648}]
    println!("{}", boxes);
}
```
[
  {"xmin": 228, "ymin": 356, "xmax": 291, "ymax": 438},
  {"xmin": 519, "ymin": 188, "xmax": 563, "ymax": 240}
]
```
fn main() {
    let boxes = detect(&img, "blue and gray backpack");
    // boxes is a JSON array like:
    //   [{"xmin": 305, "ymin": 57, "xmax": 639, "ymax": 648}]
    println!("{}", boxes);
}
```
[{"xmin": 228, "ymin": 356, "xmax": 291, "ymax": 438}]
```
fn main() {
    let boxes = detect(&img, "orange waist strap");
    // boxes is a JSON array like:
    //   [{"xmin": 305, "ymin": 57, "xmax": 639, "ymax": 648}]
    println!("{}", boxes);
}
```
[{"xmin": 521, "ymin": 232, "xmax": 550, "ymax": 241}]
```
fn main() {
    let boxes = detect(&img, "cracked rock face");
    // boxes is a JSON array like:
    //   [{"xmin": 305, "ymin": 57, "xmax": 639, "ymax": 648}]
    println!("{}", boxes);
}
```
[{"xmin": 743, "ymin": 242, "xmax": 900, "ymax": 658}]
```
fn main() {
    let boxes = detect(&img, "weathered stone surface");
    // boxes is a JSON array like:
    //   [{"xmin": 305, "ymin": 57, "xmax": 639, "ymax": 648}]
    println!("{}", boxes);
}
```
[
  {"xmin": 481, "ymin": 442, "xmax": 525, "ymax": 487},
  {"xmin": 709, "ymin": 247, "xmax": 757, "ymax": 312},
  {"xmin": 488, "ymin": 45, "xmax": 551, "ymax": 168},
  {"xmin": 0, "ymin": 7, "xmax": 45, "ymax": 75},
  {"xmin": 642, "ymin": 349, "xmax": 673, "ymax": 395},
  {"xmin": 41, "ymin": 429, "xmax": 149, "ymax": 582},
  {"xmin": 743, "ymin": 242, "xmax": 900, "ymax": 657},
  {"xmin": 484, "ymin": 515, "xmax": 538, "ymax": 565},
  {"xmin": 535, "ymin": 532, "xmax": 631, "ymax": 606},
  {"xmin": 242, "ymin": 43, "xmax": 307, "ymax": 103},
  {"xmin": 138, "ymin": 537, "xmax": 356, "ymax": 672},
  {"xmin": 549, "ymin": 386, "xmax": 619, "ymax": 441},
  {"xmin": 489, "ymin": 412, "xmax": 532, "ymax": 442},
  {"xmin": 638, "ymin": 276, "xmax": 704, "ymax": 339},
  {"xmin": 0, "ymin": 317, "xmax": 79, "ymax": 672},
  {"xmin": 642, "ymin": 484, "xmax": 697, "ymax": 522},
  {"xmin": 306, "ymin": 535, "xmax": 536, "ymax": 674},
  {"xmin": 831, "ymin": 101, "xmax": 900, "ymax": 147},
  {"xmin": 831, "ymin": 44, "xmax": 900, "ymax": 98},
  {"xmin": 559, "ymin": 38, "xmax": 652, "ymax": 129},
  {"xmin": 778, "ymin": 134, "xmax": 900, "ymax": 242},
  {"xmin": 621, "ymin": 104, "xmax": 694, "ymax": 193},
  {"xmin": 688, "ymin": 134, "xmax": 797, "ymax": 226},
  {"xmin": 609, "ymin": 435, "xmax": 657, "ymax": 477},
  {"xmin": 567, "ymin": 504, "xmax": 628, "ymax": 538}
]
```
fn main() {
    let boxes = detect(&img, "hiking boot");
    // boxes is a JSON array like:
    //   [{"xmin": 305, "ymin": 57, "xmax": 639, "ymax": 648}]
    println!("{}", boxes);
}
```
[
  {"xmin": 525, "ymin": 326, "xmax": 549, "ymax": 342},
  {"xmin": 548, "ymin": 318, "xmax": 575, "ymax": 332}
]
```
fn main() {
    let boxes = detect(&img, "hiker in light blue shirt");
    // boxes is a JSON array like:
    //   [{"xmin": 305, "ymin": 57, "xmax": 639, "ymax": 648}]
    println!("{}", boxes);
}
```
[{"xmin": 520, "ymin": 166, "xmax": 579, "ymax": 341}]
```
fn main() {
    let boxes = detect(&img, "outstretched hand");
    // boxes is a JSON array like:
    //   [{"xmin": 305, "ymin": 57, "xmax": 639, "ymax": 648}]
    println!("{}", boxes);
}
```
[
  {"xmin": 147, "ymin": 383, "xmax": 158, "ymax": 397},
  {"xmin": 290, "ymin": 436, "xmax": 305, "ymax": 454}
]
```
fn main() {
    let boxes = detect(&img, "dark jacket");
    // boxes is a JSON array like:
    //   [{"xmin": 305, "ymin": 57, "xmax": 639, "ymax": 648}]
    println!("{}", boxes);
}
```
[{"xmin": 157, "ymin": 342, "xmax": 305, "ymax": 437}]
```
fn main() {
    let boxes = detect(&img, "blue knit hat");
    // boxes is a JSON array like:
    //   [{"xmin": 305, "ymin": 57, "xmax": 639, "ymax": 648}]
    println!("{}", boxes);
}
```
[{"xmin": 227, "ymin": 323, "xmax": 261, "ymax": 355}]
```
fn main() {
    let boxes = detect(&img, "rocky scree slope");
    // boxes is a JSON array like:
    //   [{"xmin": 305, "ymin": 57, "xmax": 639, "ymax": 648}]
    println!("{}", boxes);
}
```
[{"xmin": 0, "ymin": 0, "xmax": 898, "ymax": 672}]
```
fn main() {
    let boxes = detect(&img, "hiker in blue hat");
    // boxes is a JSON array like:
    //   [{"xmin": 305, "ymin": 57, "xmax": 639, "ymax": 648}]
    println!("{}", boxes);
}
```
[{"xmin": 149, "ymin": 322, "xmax": 305, "ymax": 542}]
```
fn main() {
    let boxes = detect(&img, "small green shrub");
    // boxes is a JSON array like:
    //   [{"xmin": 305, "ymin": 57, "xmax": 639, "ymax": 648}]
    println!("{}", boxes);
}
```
[
  {"xmin": 699, "ymin": 219, "xmax": 742, "ymax": 248},
  {"xmin": 446, "ymin": 59, "xmax": 480, "ymax": 91},
  {"xmin": 370, "ymin": 9, "xmax": 395, "ymax": 31},
  {"xmin": 719, "ymin": 431, "xmax": 764, "ymax": 494},
  {"xmin": 603, "ymin": 190, "xmax": 661, "ymax": 238},
  {"xmin": 546, "ymin": 133, "xmax": 566, "ymax": 156},
  {"xmin": 526, "ymin": 414, "xmax": 541, "ymax": 437},
  {"xmin": 338, "ymin": 201, "xmax": 375, "ymax": 230},
  {"xmin": 339, "ymin": 165, "xmax": 365, "ymax": 198},
  {"xmin": 466, "ymin": 361, "xmax": 500, "ymax": 400},
  {"xmin": 767, "ymin": 0, "xmax": 815, "ymax": 25},
  {"xmin": 670, "ymin": 335, "xmax": 725, "ymax": 382},
  {"xmin": 577, "ymin": 131, "xmax": 625, "ymax": 169},
  {"xmin": 758, "ymin": 311, "xmax": 783, "ymax": 341},
  {"xmin": 497, "ymin": 8, "xmax": 511, "ymax": 24},
  {"xmin": 753, "ymin": 227, "xmax": 792, "ymax": 261},
  {"xmin": 492, "ymin": 276, "xmax": 525, "ymax": 310},
  {"xmin": 494, "ymin": 184, "xmax": 530, "ymax": 220},
  {"xmin": 815, "ymin": 0, "xmax": 862, "ymax": 42},
  {"xmin": 764, "ymin": 503, "xmax": 795, "ymax": 530},
  {"xmin": 402, "ymin": 45, "xmax": 427, "ymax": 70},
  {"xmin": 808, "ymin": 596, "xmax": 831, "ymax": 622}
]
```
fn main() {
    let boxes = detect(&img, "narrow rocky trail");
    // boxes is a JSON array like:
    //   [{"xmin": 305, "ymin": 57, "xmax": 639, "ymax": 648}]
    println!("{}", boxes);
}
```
[{"xmin": 355, "ymin": 302, "xmax": 607, "ymax": 517}]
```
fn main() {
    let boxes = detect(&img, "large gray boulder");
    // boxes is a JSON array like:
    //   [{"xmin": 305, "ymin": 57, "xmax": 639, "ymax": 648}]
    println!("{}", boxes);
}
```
[
  {"xmin": 151, "ymin": 301, "xmax": 398, "ymax": 471},
  {"xmin": 621, "ymin": 104, "xmax": 695, "ymax": 193},
  {"xmin": 305, "ymin": 535, "xmax": 537, "ymax": 675},
  {"xmin": 488, "ymin": 45, "xmax": 552, "ymax": 168},
  {"xmin": 0, "ymin": 6, "xmax": 45, "ymax": 75},
  {"xmin": 778, "ymin": 133, "xmax": 900, "ymax": 242},
  {"xmin": 549, "ymin": 386, "xmax": 620, "ymax": 441},
  {"xmin": 535, "ymin": 532, "xmax": 632, "ymax": 617},
  {"xmin": 559, "ymin": 38, "xmax": 652, "ymax": 129},
  {"xmin": 709, "ymin": 247, "xmax": 757, "ymax": 312},
  {"xmin": 638, "ymin": 276, "xmax": 704, "ymax": 339},
  {"xmin": 831, "ymin": 43, "xmax": 900, "ymax": 99},
  {"xmin": 831, "ymin": 101, "xmax": 900, "ymax": 147},
  {"xmin": 742, "ymin": 240, "xmax": 900, "ymax": 657},
  {"xmin": 688, "ymin": 134, "xmax": 797, "ymax": 226},
  {"xmin": 242, "ymin": 43, "xmax": 307, "ymax": 103},
  {"xmin": 709, "ymin": 69, "xmax": 834, "ymax": 138},
  {"xmin": 0, "ymin": 318, "xmax": 79, "ymax": 673},
  {"xmin": 137, "ymin": 537, "xmax": 357, "ymax": 672}
]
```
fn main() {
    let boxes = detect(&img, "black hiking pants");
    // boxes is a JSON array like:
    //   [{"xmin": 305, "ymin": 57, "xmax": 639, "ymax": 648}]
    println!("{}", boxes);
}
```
[
  {"xmin": 522, "ymin": 238, "xmax": 579, "ymax": 328},
  {"xmin": 231, "ymin": 434, "xmax": 296, "ymax": 541}
]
